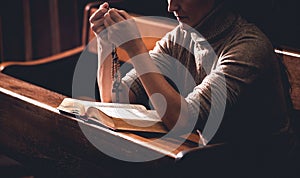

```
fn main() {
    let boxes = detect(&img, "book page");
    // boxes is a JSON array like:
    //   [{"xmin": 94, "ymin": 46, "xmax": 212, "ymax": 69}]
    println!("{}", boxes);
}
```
[
  {"xmin": 94, "ymin": 107, "xmax": 161, "ymax": 122},
  {"xmin": 59, "ymin": 98, "xmax": 146, "ymax": 110},
  {"xmin": 93, "ymin": 102, "xmax": 147, "ymax": 111},
  {"xmin": 57, "ymin": 98, "xmax": 86, "ymax": 116},
  {"xmin": 58, "ymin": 98, "xmax": 166, "ymax": 133},
  {"xmin": 57, "ymin": 98, "xmax": 148, "ymax": 116}
]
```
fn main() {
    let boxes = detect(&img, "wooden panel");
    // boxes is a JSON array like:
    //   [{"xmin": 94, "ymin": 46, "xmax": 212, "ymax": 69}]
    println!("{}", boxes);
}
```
[
  {"xmin": 0, "ymin": 0, "xmax": 90, "ymax": 61},
  {"xmin": 0, "ymin": 16, "xmax": 3, "ymax": 61},
  {"xmin": 29, "ymin": 0, "xmax": 52, "ymax": 59},
  {"xmin": 57, "ymin": 0, "xmax": 81, "ymax": 51},
  {"xmin": 280, "ymin": 50, "xmax": 300, "ymax": 110},
  {"xmin": 0, "ymin": 0, "xmax": 25, "ymax": 61},
  {"xmin": 49, "ymin": 0, "xmax": 60, "ymax": 54},
  {"xmin": 23, "ymin": 0, "xmax": 33, "ymax": 61}
]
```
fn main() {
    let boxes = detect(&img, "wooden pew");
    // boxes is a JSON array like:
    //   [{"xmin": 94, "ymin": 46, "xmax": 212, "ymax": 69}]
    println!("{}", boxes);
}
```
[
  {"xmin": 1, "ymin": 48, "xmax": 299, "ymax": 177},
  {"xmin": 0, "ymin": 72, "xmax": 233, "ymax": 178},
  {"xmin": 2, "ymin": 47, "xmax": 299, "ymax": 177}
]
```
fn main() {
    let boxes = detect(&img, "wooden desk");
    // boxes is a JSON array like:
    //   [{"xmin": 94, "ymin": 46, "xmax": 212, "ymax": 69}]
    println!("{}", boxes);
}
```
[{"xmin": 0, "ymin": 73, "xmax": 229, "ymax": 178}]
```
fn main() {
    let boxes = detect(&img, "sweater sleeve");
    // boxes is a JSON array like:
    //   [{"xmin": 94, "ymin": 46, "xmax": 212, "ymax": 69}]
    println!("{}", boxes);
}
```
[
  {"xmin": 185, "ymin": 26, "xmax": 276, "ymax": 132},
  {"xmin": 122, "ymin": 31, "xmax": 175, "ymax": 107}
]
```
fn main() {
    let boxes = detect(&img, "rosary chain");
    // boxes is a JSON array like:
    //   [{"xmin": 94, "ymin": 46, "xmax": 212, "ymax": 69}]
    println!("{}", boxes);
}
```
[{"xmin": 111, "ymin": 44, "xmax": 122, "ymax": 102}]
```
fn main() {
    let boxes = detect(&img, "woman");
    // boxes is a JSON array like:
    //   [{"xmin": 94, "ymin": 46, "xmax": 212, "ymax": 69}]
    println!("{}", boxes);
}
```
[{"xmin": 90, "ymin": 0, "xmax": 293, "ymax": 176}]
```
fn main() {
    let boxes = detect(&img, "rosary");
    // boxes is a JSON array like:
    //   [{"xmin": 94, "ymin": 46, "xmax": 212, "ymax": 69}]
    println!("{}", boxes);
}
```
[{"xmin": 111, "ymin": 44, "xmax": 122, "ymax": 103}]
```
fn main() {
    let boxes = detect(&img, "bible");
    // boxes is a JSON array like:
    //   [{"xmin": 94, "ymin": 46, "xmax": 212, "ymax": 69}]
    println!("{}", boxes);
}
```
[{"xmin": 57, "ymin": 98, "xmax": 167, "ymax": 133}]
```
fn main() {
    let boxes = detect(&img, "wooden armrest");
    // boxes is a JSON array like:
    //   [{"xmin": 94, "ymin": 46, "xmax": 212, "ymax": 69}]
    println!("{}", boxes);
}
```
[
  {"xmin": 0, "ymin": 46, "xmax": 91, "ymax": 97},
  {"xmin": 0, "ymin": 46, "xmax": 84, "ymax": 71}
]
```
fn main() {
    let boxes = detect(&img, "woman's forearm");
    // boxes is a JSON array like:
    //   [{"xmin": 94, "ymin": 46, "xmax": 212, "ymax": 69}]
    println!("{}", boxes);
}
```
[
  {"xmin": 98, "ymin": 54, "xmax": 136, "ymax": 103},
  {"xmin": 127, "ymin": 40, "xmax": 190, "ymax": 130},
  {"xmin": 98, "ymin": 55, "xmax": 113, "ymax": 102}
]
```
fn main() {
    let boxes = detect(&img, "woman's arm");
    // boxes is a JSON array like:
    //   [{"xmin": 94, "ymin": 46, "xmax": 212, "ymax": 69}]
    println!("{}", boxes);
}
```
[
  {"xmin": 90, "ymin": 3, "xmax": 136, "ymax": 103},
  {"xmin": 102, "ymin": 9, "xmax": 190, "ymax": 130}
]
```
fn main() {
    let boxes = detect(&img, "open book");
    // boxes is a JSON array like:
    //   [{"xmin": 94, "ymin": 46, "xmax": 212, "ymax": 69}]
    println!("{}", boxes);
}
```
[{"xmin": 57, "ymin": 98, "xmax": 167, "ymax": 133}]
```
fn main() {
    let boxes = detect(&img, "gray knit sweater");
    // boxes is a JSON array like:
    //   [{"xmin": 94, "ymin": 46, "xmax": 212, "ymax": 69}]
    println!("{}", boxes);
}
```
[{"xmin": 122, "ymin": 2, "xmax": 291, "ymax": 146}]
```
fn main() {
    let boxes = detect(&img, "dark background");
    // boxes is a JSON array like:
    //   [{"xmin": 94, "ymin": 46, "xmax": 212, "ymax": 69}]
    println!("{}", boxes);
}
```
[{"xmin": 0, "ymin": 0, "xmax": 299, "ymax": 62}]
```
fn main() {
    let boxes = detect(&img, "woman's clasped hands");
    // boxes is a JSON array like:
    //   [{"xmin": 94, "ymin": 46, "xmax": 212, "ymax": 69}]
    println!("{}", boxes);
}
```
[{"xmin": 89, "ymin": 2, "xmax": 142, "ymax": 54}]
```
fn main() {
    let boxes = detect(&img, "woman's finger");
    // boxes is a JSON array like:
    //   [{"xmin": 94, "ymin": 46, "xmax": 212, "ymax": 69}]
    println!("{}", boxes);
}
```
[
  {"xmin": 93, "ymin": 18, "xmax": 105, "ymax": 27},
  {"xmin": 89, "ymin": 3, "xmax": 109, "ymax": 23},
  {"xmin": 103, "ymin": 13, "xmax": 114, "ymax": 27},
  {"xmin": 99, "ymin": 2, "xmax": 109, "ymax": 9},
  {"xmin": 116, "ymin": 10, "xmax": 132, "ymax": 20},
  {"xmin": 91, "ymin": 17, "xmax": 107, "ymax": 34},
  {"xmin": 108, "ymin": 8, "xmax": 126, "ymax": 23}
]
